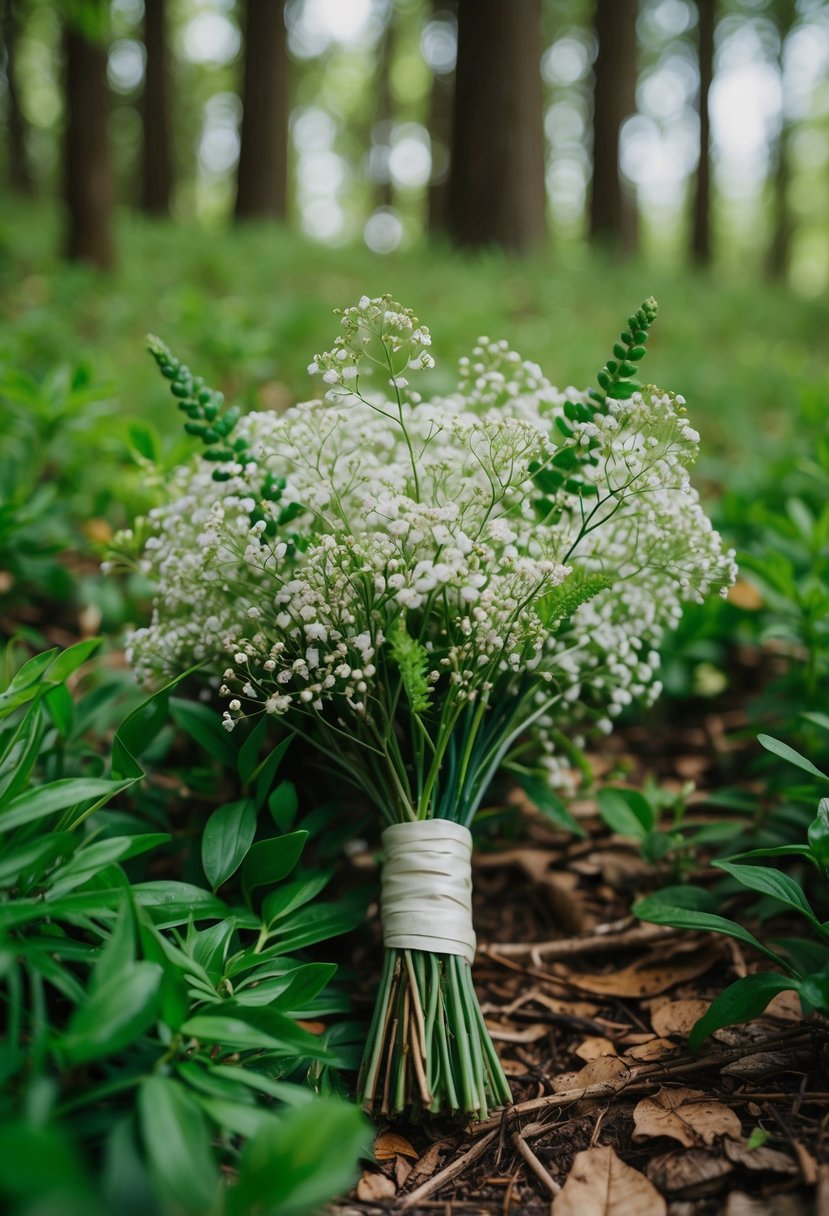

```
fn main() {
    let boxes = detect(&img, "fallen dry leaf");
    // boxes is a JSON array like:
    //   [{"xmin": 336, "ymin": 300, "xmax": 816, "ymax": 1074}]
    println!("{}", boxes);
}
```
[
  {"xmin": 723, "ymin": 1138, "xmax": 797, "ymax": 1174},
  {"xmin": 394, "ymin": 1156, "xmax": 413, "ymax": 1189},
  {"xmin": 404, "ymin": 1140, "xmax": 448, "ymax": 1189},
  {"xmin": 621, "ymin": 1037, "xmax": 678, "ymax": 1062},
  {"xmin": 633, "ymin": 1087, "xmax": 741, "ymax": 1147},
  {"xmin": 647, "ymin": 1149, "xmax": 733, "ymax": 1197},
  {"xmin": 356, "ymin": 1170, "xmax": 396, "ymax": 1201},
  {"xmin": 552, "ymin": 1145, "xmax": 666, "ymax": 1216},
  {"xmin": 486, "ymin": 1020, "xmax": 550, "ymax": 1043},
  {"xmin": 651, "ymin": 999, "xmax": 710, "ymax": 1039},
  {"xmin": 374, "ymin": 1131, "xmax": 418, "ymax": 1161},
  {"xmin": 551, "ymin": 1055, "xmax": 630, "ymax": 1096},
  {"xmin": 559, "ymin": 948, "xmax": 719, "ymax": 997},
  {"xmin": 575, "ymin": 1036, "xmax": 618, "ymax": 1061}
]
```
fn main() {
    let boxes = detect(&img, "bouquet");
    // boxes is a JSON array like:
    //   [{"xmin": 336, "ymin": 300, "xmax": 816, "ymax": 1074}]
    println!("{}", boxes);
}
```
[{"xmin": 114, "ymin": 295, "xmax": 735, "ymax": 1120}]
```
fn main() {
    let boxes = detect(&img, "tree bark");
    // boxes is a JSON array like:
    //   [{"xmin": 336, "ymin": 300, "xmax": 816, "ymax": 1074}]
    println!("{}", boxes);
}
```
[
  {"xmin": 767, "ymin": 0, "xmax": 797, "ymax": 280},
  {"xmin": 63, "ymin": 18, "xmax": 115, "ymax": 269},
  {"xmin": 140, "ymin": 0, "xmax": 172, "ymax": 214},
  {"xmin": 691, "ymin": 0, "xmax": 714, "ymax": 263},
  {"xmin": 426, "ymin": 0, "xmax": 456, "ymax": 235},
  {"xmin": 446, "ymin": 0, "xmax": 546, "ymax": 253},
  {"xmin": 235, "ymin": 0, "xmax": 288, "ymax": 221},
  {"xmin": 590, "ymin": 0, "xmax": 638, "ymax": 253},
  {"xmin": 2, "ymin": 0, "xmax": 34, "ymax": 194},
  {"xmin": 373, "ymin": 5, "xmax": 394, "ymax": 210}
]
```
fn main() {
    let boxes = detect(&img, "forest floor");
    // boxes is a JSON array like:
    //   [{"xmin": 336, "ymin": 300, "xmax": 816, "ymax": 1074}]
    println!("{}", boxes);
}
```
[{"xmin": 336, "ymin": 670, "xmax": 828, "ymax": 1216}]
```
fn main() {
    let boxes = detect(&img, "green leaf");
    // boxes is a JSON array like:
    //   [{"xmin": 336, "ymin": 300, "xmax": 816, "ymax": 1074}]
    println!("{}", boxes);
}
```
[
  {"xmin": 44, "ymin": 683, "xmax": 74, "ymax": 736},
  {"xmin": 263, "ymin": 899, "xmax": 365, "ymax": 957},
  {"xmin": 208, "ymin": 1065, "xmax": 315, "ymax": 1107},
  {"xmin": 139, "ymin": 1077, "xmax": 220, "ymax": 1216},
  {"xmin": 269, "ymin": 780, "xmax": 299, "ymax": 831},
  {"xmin": 242, "ymin": 831, "xmax": 308, "ymax": 903},
  {"xmin": 0, "ymin": 833, "xmax": 75, "ymax": 888},
  {"xmin": 715, "ymin": 860, "xmax": 822, "ymax": 930},
  {"xmin": 170, "ymin": 697, "xmax": 237, "ymax": 768},
  {"xmin": 517, "ymin": 774, "xmax": 585, "ymax": 838},
  {"xmin": 180, "ymin": 1008, "xmax": 328, "ymax": 1057},
  {"xmin": 234, "ymin": 962, "xmax": 336, "ymax": 1013},
  {"xmin": 633, "ymin": 895, "xmax": 792, "ymax": 970},
  {"xmin": 757, "ymin": 734, "xmax": 829, "ymax": 782},
  {"xmin": 254, "ymin": 736, "xmax": 293, "ymax": 807},
  {"xmin": 226, "ymin": 1097, "xmax": 370, "ymax": 1216},
  {"xmin": 808, "ymin": 799, "xmax": 829, "ymax": 872},
  {"xmin": 596, "ymin": 787, "xmax": 654, "ymax": 839},
  {"xmin": 48, "ymin": 835, "xmax": 169, "ymax": 898},
  {"xmin": 202, "ymin": 799, "xmax": 256, "ymax": 891},
  {"xmin": 261, "ymin": 871, "xmax": 332, "ymax": 925},
  {"xmin": 62, "ymin": 961, "xmax": 163, "ymax": 1063},
  {"xmin": 689, "ymin": 972, "xmax": 795, "ymax": 1053},
  {"xmin": 131, "ymin": 882, "xmax": 229, "ymax": 926},
  {"xmin": 797, "ymin": 962, "xmax": 829, "ymax": 1013},
  {"xmin": 1, "ymin": 778, "xmax": 133, "ymax": 832},
  {"xmin": 45, "ymin": 638, "xmax": 101, "ymax": 684}
]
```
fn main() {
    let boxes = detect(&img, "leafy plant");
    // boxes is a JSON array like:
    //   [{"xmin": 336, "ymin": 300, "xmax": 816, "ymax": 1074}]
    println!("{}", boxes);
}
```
[
  {"xmin": 0, "ymin": 644, "xmax": 370, "ymax": 1216},
  {"xmin": 634, "ymin": 734, "xmax": 829, "ymax": 1052}
]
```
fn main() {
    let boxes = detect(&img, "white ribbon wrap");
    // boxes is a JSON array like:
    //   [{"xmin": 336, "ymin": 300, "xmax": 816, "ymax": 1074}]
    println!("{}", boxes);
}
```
[{"xmin": 380, "ymin": 820, "xmax": 476, "ymax": 965}]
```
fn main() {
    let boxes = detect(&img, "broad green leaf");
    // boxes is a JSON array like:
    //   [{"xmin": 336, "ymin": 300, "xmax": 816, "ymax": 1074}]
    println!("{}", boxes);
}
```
[
  {"xmin": 517, "ymin": 774, "xmax": 584, "ymax": 837},
  {"xmin": 47, "ymin": 835, "xmax": 169, "ymax": 899},
  {"xmin": 226, "ymin": 1097, "xmax": 370, "ymax": 1216},
  {"xmin": 261, "ymin": 899, "xmax": 366, "ymax": 957},
  {"xmin": 209, "ymin": 1065, "xmax": 315, "ymax": 1106},
  {"xmin": 798, "ymin": 962, "xmax": 829, "ymax": 1013},
  {"xmin": 0, "ymin": 650, "xmax": 57, "ymax": 718},
  {"xmin": 715, "ymin": 859, "xmax": 822, "ymax": 930},
  {"xmin": 91, "ymin": 901, "xmax": 136, "ymax": 990},
  {"xmin": 596, "ymin": 787, "xmax": 653, "ymax": 839},
  {"xmin": 234, "ymin": 962, "xmax": 336, "ymax": 1012},
  {"xmin": 170, "ymin": 697, "xmax": 237, "ymax": 768},
  {"xmin": 62, "ymin": 961, "xmax": 163, "ymax": 1063},
  {"xmin": 195, "ymin": 1097, "xmax": 275, "ymax": 1140},
  {"xmin": 180, "ymin": 1009, "xmax": 327, "ymax": 1058},
  {"xmin": 725, "ymin": 845, "xmax": 814, "ymax": 864},
  {"xmin": 131, "ymin": 882, "xmax": 229, "ymax": 927},
  {"xmin": 45, "ymin": 638, "xmax": 101, "ymax": 684},
  {"xmin": 633, "ymin": 895, "xmax": 792, "ymax": 970},
  {"xmin": 1, "ymin": 778, "xmax": 133, "ymax": 832},
  {"xmin": 757, "ymin": 734, "xmax": 829, "ymax": 782},
  {"xmin": 689, "ymin": 972, "xmax": 795, "ymax": 1053},
  {"xmin": 139, "ymin": 1076, "xmax": 220, "ymax": 1216},
  {"xmin": 242, "ymin": 831, "xmax": 308, "ymax": 902},
  {"xmin": 261, "ymin": 871, "xmax": 332, "ymax": 926},
  {"xmin": 202, "ymin": 799, "xmax": 256, "ymax": 891},
  {"xmin": 268, "ymin": 779, "xmax": 298, "ymax": 831},
  {"xmin": 44, "ymin": 683, "xmax": 74, "ymax": 736}
]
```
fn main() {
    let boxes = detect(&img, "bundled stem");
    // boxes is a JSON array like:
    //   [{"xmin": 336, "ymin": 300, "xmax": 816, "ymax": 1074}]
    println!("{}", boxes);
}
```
[{"xmin": 356, "ymin": 947, "xmax": 512, "ymax": 1120}]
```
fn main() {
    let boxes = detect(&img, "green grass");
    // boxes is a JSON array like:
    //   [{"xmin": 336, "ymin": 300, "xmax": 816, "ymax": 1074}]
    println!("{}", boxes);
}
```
[{"xmin": 3, "ymin": 200, "xmax": 827, "ymax": 497}]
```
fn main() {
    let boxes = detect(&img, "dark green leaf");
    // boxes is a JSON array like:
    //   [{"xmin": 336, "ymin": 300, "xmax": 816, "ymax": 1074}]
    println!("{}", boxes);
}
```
[
  {"xmin": 689, "ymin": 972, "xmax": 795, "ymax": 1053},
  {"xmin": 268, "ymin": 780, "xmax": 299, "ymax": 832},
  {"xmin": 715, "ymin": 860, "xmax": 822, "ymax": 929},
  {"xmin": 139, "ymin": 1077, "xmax": 220, "ymax": 1216},
  {"xmin": 202, "ymin": 799, "xmax": 256, "ymax": 890},
  {"xmin": 757, "ymin": 734, "xmax": 829, "ymax": 782},
  {"xmin": 633, "ymin": 895, "xmax": 791, "ymax": 969},
  {"xmin": 62, "ymin": 961, "xmax": 163, "ymax": 1063},
  {"xmin": 517, "ymin": 774, "xmax": 584, "ymax": 837},
  {"xmin": 596, "ymin": 787, "xmax": 653, "ymax": 838},
  {"xmin": 242, "ymin": 831, "xmax": 308, "ymax": 903},
  {"xmin": 1, "ymin": 778, "xmax": 134, "ymax": 832}
]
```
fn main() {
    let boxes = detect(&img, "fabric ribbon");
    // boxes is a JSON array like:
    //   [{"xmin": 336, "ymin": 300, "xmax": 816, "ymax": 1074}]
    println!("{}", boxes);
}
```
[{"xmin": 380, "ymin": 819, "xmax": 476, "ymax": 965}]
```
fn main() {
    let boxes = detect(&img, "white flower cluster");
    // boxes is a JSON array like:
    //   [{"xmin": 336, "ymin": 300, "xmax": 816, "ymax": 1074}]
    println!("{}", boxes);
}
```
[{"xmin": 122, "ymin": 297, "xmax": 735, "ymax": 761}]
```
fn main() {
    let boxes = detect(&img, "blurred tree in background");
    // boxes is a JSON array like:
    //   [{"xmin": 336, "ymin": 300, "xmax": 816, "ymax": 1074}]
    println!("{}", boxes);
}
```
[{"xmin": 0, "ymin": 0, "xmax": 827, "ymax": 290}]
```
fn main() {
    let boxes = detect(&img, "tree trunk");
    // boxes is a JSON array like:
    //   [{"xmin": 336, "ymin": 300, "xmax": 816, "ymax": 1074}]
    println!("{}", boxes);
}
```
[
  {"xmin": 446, "ymin": 0, "xmax": 546, "ymax": 253},
  {"xmin": 235, "ymin": 0, "xmax": 288, "ymax": 221},
  {"xmin": 767, "ymin": 0, "xmax": 797, "ymax": 280},
  {"xmin": 590, "ymin": 0, "xmax": 638, "ymax": 253},
  {"xmin": 2, "ymin": 0, "xmax": 34, "ymax": 194},
  {"xmin": 373, "ymin": 5, "xmax": 394, "ymax": 210},
  {"xmin": 691, "ymin": 0, "xmax": 714, "ymax": 263},
  {"xmin": 141, "ymin": 0, "xmax": 172, "ymax": 214},
  {"xmin": 63, "ymin": 19, "xmax": 115, "ymax": 269},
  {"xmin": 426, "ymin": 0, "xmax": 456, "ymax": 235}
]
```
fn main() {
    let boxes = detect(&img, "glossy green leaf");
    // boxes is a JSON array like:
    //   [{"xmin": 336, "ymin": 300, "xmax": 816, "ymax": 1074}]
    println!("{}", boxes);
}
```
[
  {"xmin": 1, "ymin": 778, "xmax": 133, "ymax": 832},
  {"xmin": 202, "ymin": 799, "xmax": 256, "ymax": 890},
  {"xmin": 131, "ymin": 882, "xmax": 229, "ymax": 926},
  {"xmin": 226, "ymin": 1097, "xmax": 370, "ymax": 1216},
  {"xmin": 45, "ymin": 638, "xmax": 101, "ymax": 685},
  {"xmin": 633, "ymin": 894, "xmax": 791, "ymax": 969},
  {"xmin": 180, "ymin": 1008, "xmax": 327, "ymax": 1057},
  {"xmin": 261, "ymin": 871, "xmax": 332, "ymax": 925},
  {"xmin": 689, "ymin": 971, "xmax": 795, "ymax": 1053},
  {"xmin": 596, "ymin": 787, "xmax": 653, "ymax": 839},
  {"xmin": 242, "ymin": 830, "xmax": 307, "ymax": 902},
  {"xmin": 715, "ymin": 859, "xmax": 822, "ymax": 929},
  {"xmin": 139, "ymin": 1077, "xmax": 220, "ymax": 1216},
  {"xmin": 268, "ymin": 779, "xmax": 298, "ymax": 831},
  {"xmin": 808, "ymin": 799, "xmax": 829, "ymax": 872},
  {"xmin": 0, "ymin": 833, "xmax": 75, "ymax": 888},
  {"xmin": 757, "ymin": 734, "xmax": 829, "ymax": 782},
  {"xmin": 62, "ymin": 961, "xmax": 163, "ymax": 1063},
  {"xmin": 517, "ymin": 774, "xmax": 584, "ymax": 837}
]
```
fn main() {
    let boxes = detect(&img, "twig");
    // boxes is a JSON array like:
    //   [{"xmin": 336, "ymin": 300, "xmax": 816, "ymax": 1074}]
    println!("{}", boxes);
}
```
[
  {"xmin": 511, "ymin": 1131, "xmax": 561, "ymax": 1196},
  {"xmin": 400, "ymin": 1130, "xmax": 498, "ymax": 1211},
  {"xmin": 478, "ymin": 923, "xmax": 678, "ymax": 960}
]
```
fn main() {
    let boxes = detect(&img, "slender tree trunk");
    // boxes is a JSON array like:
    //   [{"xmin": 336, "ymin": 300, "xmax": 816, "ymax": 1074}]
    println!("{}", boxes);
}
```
[
  {"xmin": 235, "ymin": 0, "xmax": 288, "ymax": 221},
  {"xmin": 446, "ymin": 0, "xmax": 546, "ymax": 253},
  {"xmin": 691, "ymin": 0, "xmax": 714, "ymax": 263},
  {"xmin": 373, "ymin": 6, "xmax": 394, "ymax": 210},
  {"xmin": 2, "ymin": 0, "xmax": 34, "ymax": 194},
  {"xmin": 63, "ymin": 19, "xmax": 115, "ymax": 269},
  {"xmin": 426, "ymin": 0, "xmax": 456, "ymax": 234},
  {"xmin": 141, "ymin": 0, "xmax": 172, "ymax": 214},
  {"xmin": 767, "ymin": 1, "xmax": 797, "ymax": 280},
  {"xmin": 590, "ymin": 0, "xmax": 638, "ymax": 253}
]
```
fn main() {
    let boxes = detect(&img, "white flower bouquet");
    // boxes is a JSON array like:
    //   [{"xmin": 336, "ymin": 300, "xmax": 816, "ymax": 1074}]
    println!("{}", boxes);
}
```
[{"xmin": 115, "ymin": 296, "xmax": 735, "ymax": 1120}]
